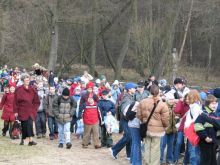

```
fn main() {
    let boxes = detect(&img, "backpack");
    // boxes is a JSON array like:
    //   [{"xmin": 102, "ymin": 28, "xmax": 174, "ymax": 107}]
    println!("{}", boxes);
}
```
[{"xmin": 125, "ymin": 102, "xmax": 136, "ymax": 121}]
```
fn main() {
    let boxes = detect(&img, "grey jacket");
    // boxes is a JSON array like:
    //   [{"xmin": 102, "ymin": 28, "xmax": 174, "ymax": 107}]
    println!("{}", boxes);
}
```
[
  {"xmin": 52, "ymin": 96, "xmax": 77, "ymax": 124},
  {"xmin": 120, "ymin": 92, "xmax": 135, "ymax": 118}
]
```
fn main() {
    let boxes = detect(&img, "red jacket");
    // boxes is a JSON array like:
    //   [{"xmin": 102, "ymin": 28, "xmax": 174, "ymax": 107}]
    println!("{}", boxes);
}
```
[
  {"xmin": 174, "ymin": 100, "xmax": 189, "ymax": 132},
  {"xmin": 0, "ymin": 93, "xmax": 15, "ymax": 121},
  {"xmin": 13, "ymin": 85, "xmax": 40, "ymax": 121},
  {"xmin": 80, "ymin": 92, "xmax": 100, "ymax": 125}
]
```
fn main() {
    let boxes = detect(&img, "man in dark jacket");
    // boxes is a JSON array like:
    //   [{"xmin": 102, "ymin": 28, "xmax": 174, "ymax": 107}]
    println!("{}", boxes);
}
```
[{"xmin": 52, "ymin": 88, "xmax": 76, "ymax": 149}]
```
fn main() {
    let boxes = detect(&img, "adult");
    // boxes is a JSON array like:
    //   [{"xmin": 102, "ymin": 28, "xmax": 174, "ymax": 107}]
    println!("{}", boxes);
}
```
[
  {"xmin": 13, "ymin": 73, "xmax": 40, "ymax": 146},
  {"xmin": 137, "ymin": 85, "xmax": 169, "ymax": 165},
  {"xmin": 145, "ymin": 74, "xmax": 158, "ymax": 91},
  {"xmin": 134, "ymin": 80, "xmax": 149, "ymax": 102},
  {"xmin": 110, "ymin": 82, "xmax": 137, "ymax": 160}
]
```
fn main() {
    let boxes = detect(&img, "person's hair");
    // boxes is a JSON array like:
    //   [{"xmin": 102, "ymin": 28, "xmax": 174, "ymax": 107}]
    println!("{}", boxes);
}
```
[
  {"xmin": 205, "ymin": 95, "xmax": 217, "ymax": 107},
  {"xmin": 187, "ymin": 90, "xmax": 201, "ymax": 104},
  {"xmin": 21, "ymin": 73, "xmax": 30, "ymax": 82},
  {"xmin": 150, "ymin": 85, "xmax": 160, "ymax": 103},
  {"xmin": 184, "ymin": 93, "xmax": 188, "ymax": 102}
]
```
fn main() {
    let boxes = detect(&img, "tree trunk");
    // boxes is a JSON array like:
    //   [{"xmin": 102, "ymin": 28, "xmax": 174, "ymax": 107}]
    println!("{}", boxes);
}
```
[
  {"xmin": 115, "ymin": 27, "xmax": 131, "ymax": 80},
  {"xmin": 178, "ymin": 0, "xmax": 194, "ymax": 62},
  {"xmin": 90, "ymin": 0, "xmax": 97, "ymax": 76},
  {"xmin": 48, "ymin": 1, "xmax": 59, "ymax": 73},
  {"xmin": 172, "ymin": 48, "xmax": 178, "ymax": 82},
  {"xmin": 154, "ymin": 2, "xmax": 181, "ymax": 79},
  {"xmin": 205, "ymin": 43, "xmax": 212, "ymax": 81}
]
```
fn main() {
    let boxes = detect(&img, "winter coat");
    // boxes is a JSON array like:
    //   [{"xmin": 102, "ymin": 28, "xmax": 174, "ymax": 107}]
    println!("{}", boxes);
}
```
[
  {"xmin": 44, "ymin": 94, "xmax": 57, "ymax": 117},
  {"xmin": 37, "ymin": 89, "xmax": 46, "ymax": 112},
  {"xmin": 137, "ymin": 97, "xmax": 169, "ymax": 137},
  {"xmin": 174, "ymin": 100, "xmax": 189, "ymax": 132},
  {"xmin": 79, "ymin": 92, "xmax": 101, "ymax": 125},
  {"xmin": 52, "ymin": 96, "xmax": 76, "ymax": 124},
  {"xmin": 195, "ymin": 106, "xmax": 218, "ymax": 144},
  {"xmin": 98, "ymin": 99, "xmax": 115, "ymax": 118},
  {"xmin": 120, "ymin": 92, "xmax": 135, "ymax": 119},
  {"xmin": 134, "ymin": 90, "xmax": 150, "ymax": 102},
  {"xmin": 13, "ymin": 85, "xmax": 40, "ymax": 121},
  {"xmin": 0, "ymin": 93, "xmax": 15, "ymax": 121}
]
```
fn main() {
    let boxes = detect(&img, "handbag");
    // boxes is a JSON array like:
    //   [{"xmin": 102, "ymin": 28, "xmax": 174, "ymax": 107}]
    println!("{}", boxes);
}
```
[
  {"xmin": 184, "ymin": 110, "xmax": 200, "ymax": 146},
  {"xmin": 140, "ymin": 100, "xmax": 160, "ymax": 141}
]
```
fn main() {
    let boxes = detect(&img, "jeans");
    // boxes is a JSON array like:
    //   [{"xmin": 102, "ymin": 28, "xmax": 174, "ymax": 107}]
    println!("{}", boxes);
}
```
[
  {"xmin": 184, "ymin": 140, "xmax": 200, "ymax": 165},
  {"xmin": 160, "ymin": 134, "xmax": 175, "ymax": 164},
  {"xmin": 173, "ymin": 131, "xmax": 184, "ymax": 162},
  {"xmin": 57, "ymin": 122, "xmax": 71, "ymax": 144},
  {"xmin": 129, "ymin": 127, "xmax": 142, "ymax": 165},
  {"xmin": 112, "ymin": 118, "xmax": 131, "ymax": 157},
  {"xmin": 35, "ymin": 111, "xmax": 46, "ymax": 135},
  {"xmin": 48, "ymin": 116, "xmax": 58, "ymax": 137}
]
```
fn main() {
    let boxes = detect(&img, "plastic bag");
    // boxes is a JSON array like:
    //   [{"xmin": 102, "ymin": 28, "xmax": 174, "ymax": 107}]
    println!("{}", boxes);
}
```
[
  {"xmin": 76, "ymin": 120, "xmax": 84, "ymax": 135},
  {"xmin": 104, "ymin": 115, "xmax": 119, "ymax": 133}
]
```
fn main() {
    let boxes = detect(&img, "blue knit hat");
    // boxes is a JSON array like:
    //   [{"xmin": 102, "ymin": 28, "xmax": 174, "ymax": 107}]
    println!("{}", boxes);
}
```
[{"xmin": 200, "ymin": 92, "xmax": 207, "ymax": 101}]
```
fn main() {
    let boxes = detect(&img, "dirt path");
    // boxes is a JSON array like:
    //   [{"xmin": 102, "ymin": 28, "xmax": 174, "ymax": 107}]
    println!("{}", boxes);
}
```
[{"xmin": 0, "ymin": 134, "xmax": 129, "ymax": 165}]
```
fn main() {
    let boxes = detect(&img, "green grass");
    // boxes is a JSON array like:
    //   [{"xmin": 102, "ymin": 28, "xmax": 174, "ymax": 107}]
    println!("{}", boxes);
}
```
[{"xmin": 0, "ymin": 112, "xmax": 46, "ymax": 163}]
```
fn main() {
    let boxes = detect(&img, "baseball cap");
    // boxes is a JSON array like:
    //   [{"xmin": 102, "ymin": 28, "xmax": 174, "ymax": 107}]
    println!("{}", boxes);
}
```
[{"xmin": 125, "ymin": 82, "xmax": 138, "ymax": 90}]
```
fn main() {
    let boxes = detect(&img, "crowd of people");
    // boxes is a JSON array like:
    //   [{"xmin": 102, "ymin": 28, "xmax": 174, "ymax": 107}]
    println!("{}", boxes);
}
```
[{"xmin": 0, "ymin": 63, "xmax": 220, "ymax": 165}]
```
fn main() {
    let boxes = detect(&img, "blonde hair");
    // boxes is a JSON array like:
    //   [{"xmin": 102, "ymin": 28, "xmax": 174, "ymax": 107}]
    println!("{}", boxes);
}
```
[{"xmin": 187, "ymin": 90, "xmax": 201, "ymax": 104}]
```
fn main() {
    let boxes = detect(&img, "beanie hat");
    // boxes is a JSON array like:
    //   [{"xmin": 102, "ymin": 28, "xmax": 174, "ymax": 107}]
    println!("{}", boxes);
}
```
[
  {"xmin": 214, "ymin": 88, "xmax": 220, "ymax": 98},
  {"xmin": 62, "ymin": 88, "xmax": 70, "ymax": 96},
  {"xmin": 86, "ymin": 81, "xmax": 94, "ymax": 89},
  {"xmin": 125, "ymin": 82, "xmax": 137, "ymax": 90},
  {"xmin": 99, "ymin": 75, "xmax": 106, "ymax": 81},
  {"xmin": 174, "ymin": 78, "xmax": 184, "ymax": 85}
]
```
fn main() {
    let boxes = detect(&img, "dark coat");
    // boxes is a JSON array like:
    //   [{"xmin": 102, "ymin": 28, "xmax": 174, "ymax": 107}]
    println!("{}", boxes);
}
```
[
  {"xmin": 13, "ymin": 85, "xmax": 40, "ymax": 121},
  {"xmin": 52, "ymin": 96, "xmax": 76, "ymax": 124},
  {"xmin": 98, "ymin": 99, "xmax": 115, "ymax": 118}
]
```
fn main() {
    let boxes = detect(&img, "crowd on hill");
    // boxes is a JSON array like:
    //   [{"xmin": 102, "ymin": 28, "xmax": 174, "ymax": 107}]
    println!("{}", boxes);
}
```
[{"xmin": 0, "ymin": 63, "xmax": 220, "ymax": 165}]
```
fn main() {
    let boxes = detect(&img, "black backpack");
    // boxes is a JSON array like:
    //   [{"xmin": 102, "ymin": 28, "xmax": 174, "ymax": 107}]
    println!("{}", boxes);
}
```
[{"xmin": 125, "ymin": 102, "xmax": 136, "ymax": 121}]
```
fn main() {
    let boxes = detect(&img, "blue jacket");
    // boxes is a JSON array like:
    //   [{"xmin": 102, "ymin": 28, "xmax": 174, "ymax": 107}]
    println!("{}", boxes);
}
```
[
  {"xmin": 98, "ymin": 99, "xmax": 115, "ymax": 118},
  {"xmin": 195, "ymin": 106, "xmax": 218, "ymax": 144}
]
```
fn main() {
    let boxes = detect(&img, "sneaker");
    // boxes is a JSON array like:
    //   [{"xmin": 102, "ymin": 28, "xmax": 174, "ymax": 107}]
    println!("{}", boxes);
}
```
[
  {"xmin": 28, "ymin": 141, "xmax": 37, "ymax": 146},
  {"xmin": 66, "ymin": 143, "xmax": 72, "ymax": 149},
  {"xmin": 2, "ymin": 133, "xmax": 6, "ymax": 136},
  {"xmin": 109, "ymin": 148, "xmax": 117, "ymax": 159},
  {"xmin": 58, "ymin": 143, "xmax": 63, "ymax": 148}
]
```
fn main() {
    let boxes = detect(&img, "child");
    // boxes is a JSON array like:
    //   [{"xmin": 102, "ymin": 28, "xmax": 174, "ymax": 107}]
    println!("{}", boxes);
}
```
[
  {"xmin": 53, "ymin": 88, "xmax": 76, "ymax": 149},
  {"xmin": 45, "ymin": 86, "xmax": 58, "ymax": 140},
  {"xmin": 79, "ymin": 81, "xmax": 102, "ymax": 149},
  {"xmin": 98, "ymin": 90, "xmax": 115, "ymax": 147},
  {"xmin": 195, "ymin": 94, "xmax": 218, "ymax": 165},
  {"xmin": 0, "ymin": 85, "xmax": 16, "ymax": 138}
]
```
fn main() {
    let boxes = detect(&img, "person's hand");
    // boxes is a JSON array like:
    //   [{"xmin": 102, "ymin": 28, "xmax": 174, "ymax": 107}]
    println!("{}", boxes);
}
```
[
  {"xmin": 14, "ymin": 113, "xmax": 18, "ymax": 117},
  {"xmin": 205, "ymin": 137, "xmax": 212, "ymax": 143}
]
